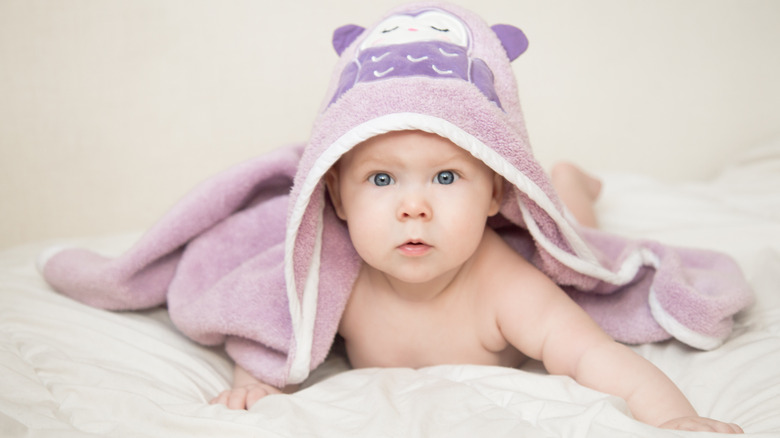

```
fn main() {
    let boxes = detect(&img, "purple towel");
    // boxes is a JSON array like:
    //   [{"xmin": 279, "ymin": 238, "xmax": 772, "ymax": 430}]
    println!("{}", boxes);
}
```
[{"xmin": 41, "ymin": 2, "xmax": 752, "ymax": 387}]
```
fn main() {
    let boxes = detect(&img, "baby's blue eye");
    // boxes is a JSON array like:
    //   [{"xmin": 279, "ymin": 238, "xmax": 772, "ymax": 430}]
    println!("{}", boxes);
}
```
[
  {"xmin": 371, "ymin": 173, "xmax": 394, "ymax": 186},
  {"xmin": 435, "ymin": 170, "xmax": 458, "ymax": 185}
]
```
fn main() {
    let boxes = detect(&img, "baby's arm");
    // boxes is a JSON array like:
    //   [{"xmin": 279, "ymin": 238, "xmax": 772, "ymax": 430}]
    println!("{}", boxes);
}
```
[
  {"xmin": 210, "ymin": 363, "xmax": 296, "ymax": 410},
  {"xmin": 496, "ymin": 263, "xmax": 742, "ymax": 433},
  {"xmin": 560, "ymin": 335, "xmax": 741, "ymax": 433}
]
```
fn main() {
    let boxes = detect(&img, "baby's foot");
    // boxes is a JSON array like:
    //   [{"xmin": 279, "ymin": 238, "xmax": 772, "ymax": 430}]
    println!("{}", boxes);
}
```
[{"xmin": 550, "ymin": 162, "xmax": 602, "ymax": 228}]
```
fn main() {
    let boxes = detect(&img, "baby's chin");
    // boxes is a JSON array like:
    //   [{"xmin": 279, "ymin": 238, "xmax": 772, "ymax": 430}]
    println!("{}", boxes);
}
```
[{"xmin": 370, "ymin": 265, "xmax": 466, "ymax": 295}]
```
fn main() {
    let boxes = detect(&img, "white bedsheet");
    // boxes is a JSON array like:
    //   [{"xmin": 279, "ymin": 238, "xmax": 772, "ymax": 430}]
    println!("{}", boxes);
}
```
[{"xmin": 2, "ymin": 138, "xmax": 780, "ymax": 437}]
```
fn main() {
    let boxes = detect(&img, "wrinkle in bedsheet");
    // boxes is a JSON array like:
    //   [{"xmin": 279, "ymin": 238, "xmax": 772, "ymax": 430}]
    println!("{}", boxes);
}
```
[
  {"xmin": 250, "ymin": 367, "xmax": 554, "ymax": 438},
  {"xmin": 258, "ymin": 366, "xmax": 671, "ymax": 438}
]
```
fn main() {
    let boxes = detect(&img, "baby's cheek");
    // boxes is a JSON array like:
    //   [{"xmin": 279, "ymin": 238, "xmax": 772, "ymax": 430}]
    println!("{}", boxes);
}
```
[{"xmin": 347, "ymin": 221, "xmax": 383, "ymax": 258}]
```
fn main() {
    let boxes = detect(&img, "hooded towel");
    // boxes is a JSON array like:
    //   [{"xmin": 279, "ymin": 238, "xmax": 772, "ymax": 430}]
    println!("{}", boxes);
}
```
[{"xmin": 41, "ymin": 2, "xmax": 752, "ymax": 387}]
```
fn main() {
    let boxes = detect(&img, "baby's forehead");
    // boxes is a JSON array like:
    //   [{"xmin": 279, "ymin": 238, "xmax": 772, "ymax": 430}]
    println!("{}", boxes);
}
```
[
  {"xmin": 331, "ymin": 130, "xmax": 502, "ymax": 179},
  {"xmin": 341, "ymin": 130, "xmax": 470, "ymax": 163}
]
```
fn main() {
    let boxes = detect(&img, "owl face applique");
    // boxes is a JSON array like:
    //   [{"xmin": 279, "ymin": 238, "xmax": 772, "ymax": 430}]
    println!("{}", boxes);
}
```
[
  {"xmin": 358, "ymin": 10, "xmax": 469, "ymax": 49},
  {"xmin": 328, "ymin": 8, "xmax": 514, "ymax": 109}
]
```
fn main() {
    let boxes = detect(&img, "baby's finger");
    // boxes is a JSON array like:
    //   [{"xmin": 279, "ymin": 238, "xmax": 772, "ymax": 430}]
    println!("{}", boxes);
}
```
[
  {"xmin": 209, "ymin": 390, "xmax": 229, "ymax": 406},
  {"xmin": 722, "ymin": 423, "xmax": 744, "ymax": 434},
  {"xmin": 227, "ymin": 388, "xmax": 249, "ymax": 410},
  {"xmin": 247, "ymin": 383, "xmax": 284, "ymax": 408},
  {"xmin": 246, "ymin": 386, "xmax": 271, "ymax": 409}
]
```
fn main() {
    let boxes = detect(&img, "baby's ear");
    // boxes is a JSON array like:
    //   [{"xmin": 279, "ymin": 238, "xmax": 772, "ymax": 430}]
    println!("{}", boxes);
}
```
[
  {"xmin": 324, "ymin": 168, "xmax": 347, "ymax": 220},
  {"xmin": 488, "ymin": 174, "xmax": 505, "ymax": 217}
]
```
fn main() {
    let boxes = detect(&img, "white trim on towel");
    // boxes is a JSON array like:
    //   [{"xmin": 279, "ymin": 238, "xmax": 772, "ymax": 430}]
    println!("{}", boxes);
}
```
[
  {"xmin": 286, "ymin": 197, "xmax": 325, "ymax": 384},
  {"xmin": 517, "ymin": 201, "xmax": 656, "ymax": 285},
  {"xmin": 284, "ymin": 134, "xmax": 369, "ymax": 383},
  {"xmin": 648, "ymin": 288, "xmax": 723, "ymax": 351}
]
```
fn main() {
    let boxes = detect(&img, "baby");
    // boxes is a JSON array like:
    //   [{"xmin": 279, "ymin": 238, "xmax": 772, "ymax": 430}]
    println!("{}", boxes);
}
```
[{"xmin": 212, "ymin": 130, "xmax": 743, "ymax": 434}]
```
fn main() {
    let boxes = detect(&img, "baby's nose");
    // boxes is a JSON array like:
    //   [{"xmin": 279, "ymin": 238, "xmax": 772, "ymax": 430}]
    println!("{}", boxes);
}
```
[{"xmin": 397, "ymin": 193, "xmax": 432, "ymax": 221}]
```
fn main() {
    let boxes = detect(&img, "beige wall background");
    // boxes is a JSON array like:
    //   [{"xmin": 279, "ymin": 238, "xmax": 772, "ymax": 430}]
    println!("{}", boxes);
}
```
[{"xmin": 1, "ymin": 0, "xmax": 779, "ymax": 249}]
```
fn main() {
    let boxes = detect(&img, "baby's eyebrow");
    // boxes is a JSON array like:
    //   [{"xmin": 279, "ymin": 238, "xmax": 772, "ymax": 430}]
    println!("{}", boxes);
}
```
[
  {"xmin": 435, "ymin": 151, "xmax": 481, "ymax": 167},
  {"xmin": 349, "ymin": 155, "xmax": 398, "ymax": 169},
  {"xmin": 345, "ymin": 148, "xmax": 477, "ymax": 172}
]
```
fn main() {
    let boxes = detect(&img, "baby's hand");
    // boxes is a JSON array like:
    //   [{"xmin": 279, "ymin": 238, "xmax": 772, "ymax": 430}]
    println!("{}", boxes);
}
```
[
  {"xmin": 210, "ymin": 382, "xmax": 282, "ymax": 410},
  {"xmin": 660, "ymin": 416, "xmax": 743, "ymax": 434}
]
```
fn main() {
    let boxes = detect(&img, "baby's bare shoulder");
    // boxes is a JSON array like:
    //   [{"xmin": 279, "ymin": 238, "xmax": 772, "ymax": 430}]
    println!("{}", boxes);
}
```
[
  {"xmin": 480, "ymin": 229, "xmax": 550, "ymax": 284},
  {"xmin": 477, "ymin": 228, "xmax": 569, "ymax": 314}
]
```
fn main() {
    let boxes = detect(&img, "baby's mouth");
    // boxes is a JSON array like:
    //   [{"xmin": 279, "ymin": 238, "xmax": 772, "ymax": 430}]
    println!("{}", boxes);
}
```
[{"xmin": 398, "ymin": 240, "xmax": 431, "ymax": 256}]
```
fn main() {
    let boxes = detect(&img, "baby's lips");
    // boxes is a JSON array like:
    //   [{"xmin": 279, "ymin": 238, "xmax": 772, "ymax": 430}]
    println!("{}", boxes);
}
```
[{"xmin": 397, "ymin": 240, "xmax": 432, "ymax": 256}]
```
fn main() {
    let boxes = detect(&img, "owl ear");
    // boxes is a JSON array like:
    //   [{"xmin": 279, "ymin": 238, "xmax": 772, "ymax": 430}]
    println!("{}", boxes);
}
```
[
  {"xmin": 333, "ymin": 24, "xmax": 366, "ymax": 56},
  {"xmin": 491, "ymin": 24, "xmax": 528, "ymax": 61}
]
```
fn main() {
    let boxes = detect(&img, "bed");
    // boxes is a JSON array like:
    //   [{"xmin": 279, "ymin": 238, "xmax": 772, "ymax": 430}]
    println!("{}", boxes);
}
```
[{"xmin": 2, "ymin": 135, "xmax": 779, "ymax": 437}]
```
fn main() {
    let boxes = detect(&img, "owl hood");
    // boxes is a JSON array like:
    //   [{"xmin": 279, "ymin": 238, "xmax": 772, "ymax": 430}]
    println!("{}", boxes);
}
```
[
  {"xmin": 282, "ymin": 2, "xmax": 752, "ymax": 383},
  {"xmin": 41, "ymin": 2, "xmax": 752, "ymax": 388}
]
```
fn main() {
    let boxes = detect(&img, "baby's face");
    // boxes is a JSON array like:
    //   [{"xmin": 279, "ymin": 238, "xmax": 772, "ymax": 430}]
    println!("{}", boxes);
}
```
[{"xmin": 326, "ymin": 130, "xmax": 502, "ymax": 285}]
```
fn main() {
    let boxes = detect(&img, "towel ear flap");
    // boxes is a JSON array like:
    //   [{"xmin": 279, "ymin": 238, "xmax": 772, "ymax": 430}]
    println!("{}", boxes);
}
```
[
  {"xmin": 491, "ymin": 24, "xmax": 529, "ymax": 61},
  {"xmin": 332, "ymin": 24, "xmax": 366, "ymax": 56}
]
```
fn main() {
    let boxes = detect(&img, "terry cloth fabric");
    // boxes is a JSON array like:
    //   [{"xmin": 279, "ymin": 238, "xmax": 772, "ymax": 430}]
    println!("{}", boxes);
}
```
[{"xmin": 40, "ymin": 2, "xmax": 753, "ymax": 387}]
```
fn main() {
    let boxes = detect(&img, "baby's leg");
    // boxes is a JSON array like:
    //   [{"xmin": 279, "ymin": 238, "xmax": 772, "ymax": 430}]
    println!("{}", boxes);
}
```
[{"xmin": 550, "ymin": 162, "xmax": 602, "ymax": 228}]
